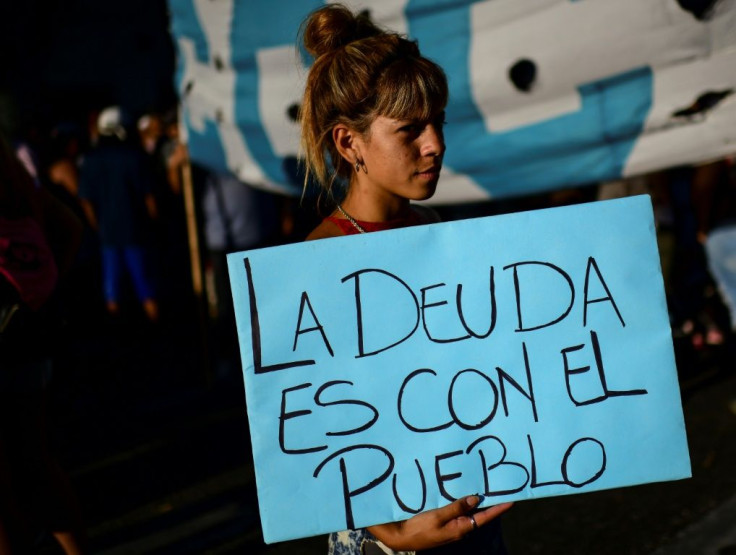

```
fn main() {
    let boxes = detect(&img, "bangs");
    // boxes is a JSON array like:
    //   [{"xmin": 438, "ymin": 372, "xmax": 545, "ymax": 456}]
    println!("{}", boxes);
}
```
[{"xmin": 373, "ymin": 56, "xmax": 448, "ymax": 122}]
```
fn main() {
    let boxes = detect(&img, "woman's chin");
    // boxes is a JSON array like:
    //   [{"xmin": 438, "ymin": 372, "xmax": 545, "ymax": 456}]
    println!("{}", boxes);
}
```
[{"xmin": 413, "ymin": 181, "xmax": 439, "ymax": 201}]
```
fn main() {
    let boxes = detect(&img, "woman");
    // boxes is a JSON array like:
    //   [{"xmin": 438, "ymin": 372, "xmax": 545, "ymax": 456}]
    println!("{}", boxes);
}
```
[{"xmin": 298, "ymin": 5, "xmax": 512, "ymax": 554}]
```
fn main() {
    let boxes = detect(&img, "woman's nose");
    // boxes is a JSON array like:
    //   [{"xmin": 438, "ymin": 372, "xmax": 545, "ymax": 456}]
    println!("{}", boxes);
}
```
[{"xmin": 421, "ymin": 124, "xmax": 445, "ymax": 157}]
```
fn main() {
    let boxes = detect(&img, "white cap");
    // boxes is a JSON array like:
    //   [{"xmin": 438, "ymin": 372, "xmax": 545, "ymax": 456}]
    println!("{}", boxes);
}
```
[{"xmin": 97, "ymin": 106, "xmax": 126, "ymax": 140}]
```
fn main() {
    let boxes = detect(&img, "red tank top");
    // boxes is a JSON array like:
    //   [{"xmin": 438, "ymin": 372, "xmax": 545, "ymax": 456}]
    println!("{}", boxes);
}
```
[{"xmin": 325, "ymin": 209, "xmax": 426, "ymax": 235}]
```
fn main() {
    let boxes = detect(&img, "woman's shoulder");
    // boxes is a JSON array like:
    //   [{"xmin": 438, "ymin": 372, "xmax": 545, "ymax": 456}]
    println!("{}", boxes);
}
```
[{"xmin": 305, "ymin": 216, "xmax": 344, "ymax": 241}]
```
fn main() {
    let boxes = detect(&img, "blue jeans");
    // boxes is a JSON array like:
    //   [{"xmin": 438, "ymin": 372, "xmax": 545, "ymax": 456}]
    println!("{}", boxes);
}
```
[
  {"xmin": 102, "ymin": 245, "xmax": 156, "ymax": 303},
  {"xmin": 705, "ymin": 226, "xmax": 736, "ymax": 330}
]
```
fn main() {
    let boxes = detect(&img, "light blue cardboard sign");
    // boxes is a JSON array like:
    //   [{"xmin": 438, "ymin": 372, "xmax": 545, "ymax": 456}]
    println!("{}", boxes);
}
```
[{"xmin": 227, "ymin": 195, "xmax": 691, "ymax": 543}]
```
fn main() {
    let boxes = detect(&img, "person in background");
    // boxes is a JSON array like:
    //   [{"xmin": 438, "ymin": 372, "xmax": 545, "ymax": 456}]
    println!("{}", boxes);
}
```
[
  {"xmin": 78, "ymin": 106, "xmax": 159, "ymax": 322},
  {"xmin": 160, "ymin": 110, "xmax": 188, "ymax": 196},
  {"xmin": 137, "ymin": 113, "xmax": 164, "ymax": 159},
  {"xmin": 693, "ymin": 156, "xmax": 736, "ymax": 336},
  {"xmin": 0, "ymin": 133, "xmax": 86, "ymax": 554},
  {"xmin": 44, "ymin": 123, "xmax": 102, "ymax": 328},
  {"xmin": 298, "ymin": 5, "xmax": 512, "ymax": 554},
  {"xmin": 46, "ymin": 122, "xmax": 84, "ymax": 201},
  {"xmin": 201, "ymin": 171, "xmax": 280, "ymax": 379}
]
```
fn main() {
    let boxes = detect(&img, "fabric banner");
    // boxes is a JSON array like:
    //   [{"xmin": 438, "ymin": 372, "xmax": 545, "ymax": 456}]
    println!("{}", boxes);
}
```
[
  {"xmin": 227, "ymin": 195, "xmax": 691, "ymax": 542},
  {"xmin": 168, "ymin": 0, "xmax": 736, "ymax": 203}
]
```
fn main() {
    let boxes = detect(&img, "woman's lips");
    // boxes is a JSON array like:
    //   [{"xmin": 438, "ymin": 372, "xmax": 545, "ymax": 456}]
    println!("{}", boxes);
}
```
[{"xmin": 416, "ymin": 166, "xmax": 441, "ymax": 178}]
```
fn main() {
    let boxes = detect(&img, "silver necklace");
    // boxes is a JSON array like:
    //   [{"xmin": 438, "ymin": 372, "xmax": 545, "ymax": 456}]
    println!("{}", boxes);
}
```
[{"xmin": 336, "ymin": 204, "xmax": 366, "ymax": 234}]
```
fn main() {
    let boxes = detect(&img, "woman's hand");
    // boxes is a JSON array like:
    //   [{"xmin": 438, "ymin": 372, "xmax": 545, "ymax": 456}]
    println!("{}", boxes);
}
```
[{"xmin": 366, "ymin": 495, "xmax": 513, "ymax": 552}]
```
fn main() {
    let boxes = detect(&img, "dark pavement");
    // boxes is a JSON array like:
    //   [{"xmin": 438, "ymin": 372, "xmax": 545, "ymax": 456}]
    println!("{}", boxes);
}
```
[{"xmin": 43, "ymin": 284, "xmax": 736, "ymax": 555}]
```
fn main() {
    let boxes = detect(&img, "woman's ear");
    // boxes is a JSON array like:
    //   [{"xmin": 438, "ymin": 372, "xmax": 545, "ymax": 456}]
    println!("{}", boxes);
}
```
[{"xmin": 333, "ymin": 124, "xmax": 361, "ymax": 164}]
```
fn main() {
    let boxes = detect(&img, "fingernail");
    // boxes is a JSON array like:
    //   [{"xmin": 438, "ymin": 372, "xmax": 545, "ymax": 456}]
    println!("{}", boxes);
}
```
[{"xmin": 467, "ymin": 494, "xmax": 483, "ymax": 507}]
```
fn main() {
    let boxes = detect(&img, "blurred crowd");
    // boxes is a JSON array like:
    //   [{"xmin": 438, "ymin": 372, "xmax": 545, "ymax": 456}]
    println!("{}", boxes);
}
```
[
  {"xmin": 7, "ymin": 104, "xmax": 735, "ymax": 363},
  {"xmin": 601, "ymin": 161, "xmax": 736, "ymax": 358},
  {"xmin": 6, "ymin": 104, "xmax": 328, "ymax": 362},
  {"xmin": 0, "ymin": 104, "xmax": 318, "ymax": 554}
]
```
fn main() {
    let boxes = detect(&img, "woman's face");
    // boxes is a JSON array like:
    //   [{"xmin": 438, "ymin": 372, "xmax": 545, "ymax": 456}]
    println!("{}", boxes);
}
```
[{"xmin": 353, "ymin": 110, "xmax": 446, "ymax": 203}]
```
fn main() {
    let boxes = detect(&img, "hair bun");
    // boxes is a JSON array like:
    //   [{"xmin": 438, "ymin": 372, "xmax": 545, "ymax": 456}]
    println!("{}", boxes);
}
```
[{"xmin": 302, "ymin": 4, "xmax": 381, "ymax": 58}]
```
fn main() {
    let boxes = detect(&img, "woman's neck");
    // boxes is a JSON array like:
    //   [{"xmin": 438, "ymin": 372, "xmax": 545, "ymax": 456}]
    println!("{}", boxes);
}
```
[{"xmin": 340, "ymin": 187, "xmax": 410, "ymax": 222}]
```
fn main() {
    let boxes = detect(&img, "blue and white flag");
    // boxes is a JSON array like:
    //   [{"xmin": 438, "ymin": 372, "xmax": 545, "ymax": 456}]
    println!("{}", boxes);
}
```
[{"xmin": 169, "ymin": 0, "xmax": 736, "ymax": 202}]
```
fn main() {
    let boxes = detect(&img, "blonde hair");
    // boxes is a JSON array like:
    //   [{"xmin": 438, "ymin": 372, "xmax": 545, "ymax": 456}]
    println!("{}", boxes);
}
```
[{"xmin": 299, "ymin": 4, "xmax": 448, "ymax": 197}]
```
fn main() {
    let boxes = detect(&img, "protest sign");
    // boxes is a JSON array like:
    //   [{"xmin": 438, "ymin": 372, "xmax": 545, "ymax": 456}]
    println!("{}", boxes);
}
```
[{"xmin": 227, "ymin": 195, "xmax": 691, "ymax": 543}]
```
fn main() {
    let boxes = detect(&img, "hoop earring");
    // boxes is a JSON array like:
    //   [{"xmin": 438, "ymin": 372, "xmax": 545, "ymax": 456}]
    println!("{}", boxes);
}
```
[
  {"xmin": 354, "ymin": 160, "xmax": 361, "ymax": 173},
  {"xmin": 354, "ymin": 158, "xmax": 367, "ymax": 173}
]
